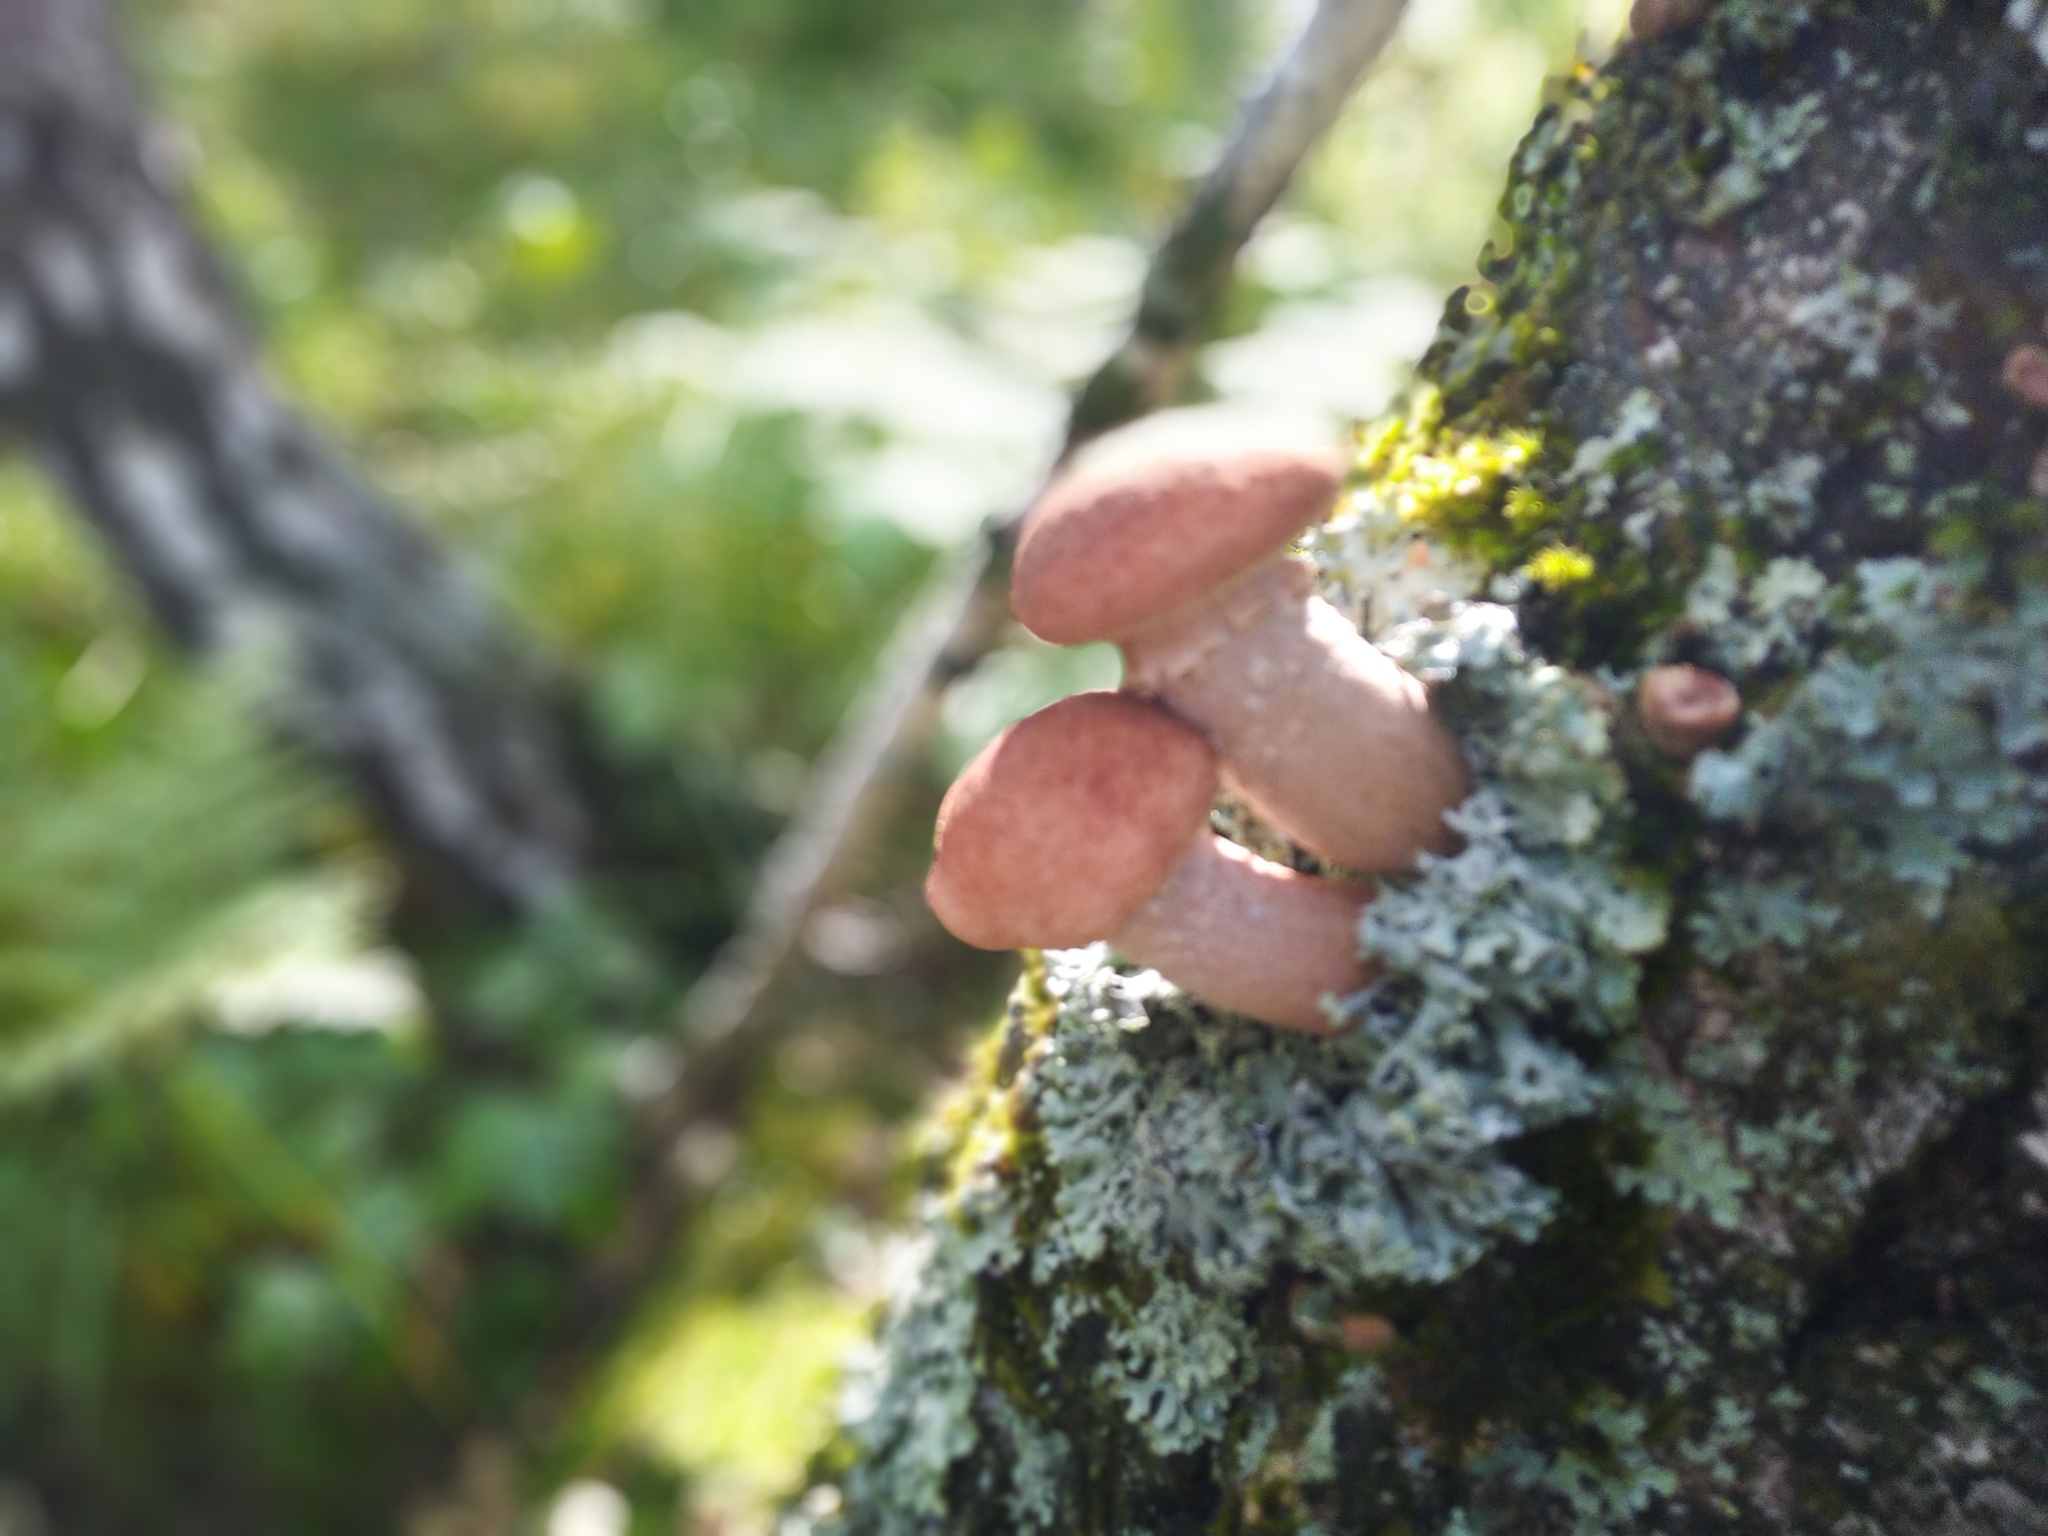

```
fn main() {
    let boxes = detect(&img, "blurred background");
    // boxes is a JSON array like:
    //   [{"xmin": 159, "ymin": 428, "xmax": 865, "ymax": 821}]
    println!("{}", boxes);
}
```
[{"xmin": 0, "ymin": 0, "xmax": 1623, "ymax": 1530}]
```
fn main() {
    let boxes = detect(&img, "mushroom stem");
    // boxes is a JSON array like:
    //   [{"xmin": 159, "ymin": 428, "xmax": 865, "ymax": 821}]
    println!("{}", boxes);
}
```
[
  {"xmin": 1113, "ymin": 832, "xmax": 1374, "ymax": 1035},
  {"xmin": 1122, "ymin": 557, "xmax": 1472, "ymax": 872}
]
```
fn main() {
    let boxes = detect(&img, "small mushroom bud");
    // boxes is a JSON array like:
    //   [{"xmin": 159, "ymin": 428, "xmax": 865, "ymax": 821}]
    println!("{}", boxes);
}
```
[
  {"xmin": 2004, "ymin": 343, "xmax": 2048, "ymax": 410},
  {"xmin": 1340, "ymin": 1314, "xmax": 1398, "ymax": 1354},
  {"xmin": 1637, "ymin": 664, "xmax": 1742, "ymax": 760},
  {"xmin": 1011, "ymin": 435, "xmax": 1470, "ymax": 873},
  {"xmin": 927, "ymin": 692, "xmax": 1373, "ymax": 1034},
  {"xmin": 1629, "ymin": 0, "xmax": 1705, "ymax": 42}
]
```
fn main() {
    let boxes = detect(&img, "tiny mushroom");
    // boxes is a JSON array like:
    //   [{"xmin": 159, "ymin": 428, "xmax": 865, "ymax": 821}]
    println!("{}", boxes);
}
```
[
  {"xmin": 1340, "ymin": 1313, "xmax": 1399, "ymax": 1354},
  {"xmin": 1637, "ymin": 664, "xmax": 1742, "ymax": 761},
  {"xmin": 1628, "ymin": 0, "xmax": 1705, "ymax": 43},
  {"xmin": 1011, "ymin": 429, "xmax": 1471, "ymax": 874},
  {"xmin": 926, "ymin": 691, "xmax": 1373, "ymax": 1034},
  {"xmin": 2004, "ymin": 342, "xmax": 2048, "ymax": 410}
]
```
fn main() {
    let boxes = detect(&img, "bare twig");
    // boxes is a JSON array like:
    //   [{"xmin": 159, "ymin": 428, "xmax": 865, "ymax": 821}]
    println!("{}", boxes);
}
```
[
  {"xmin": 1068, "ymin": 0, "xmax": 1415, "ymax": 442},
  {"xmin": 680, "ymin": 0, "xmax": 1413, "ymax": 1042},
  {"xmin": 681, "ymin": 535, "xmax": 1008, "ymax": 1042}
]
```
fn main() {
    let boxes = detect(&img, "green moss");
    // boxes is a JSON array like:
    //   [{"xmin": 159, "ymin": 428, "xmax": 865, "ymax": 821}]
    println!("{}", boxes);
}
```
[{"xmin": 1521, "ymin": 543, "xmax": 1596, "ymax": 589}]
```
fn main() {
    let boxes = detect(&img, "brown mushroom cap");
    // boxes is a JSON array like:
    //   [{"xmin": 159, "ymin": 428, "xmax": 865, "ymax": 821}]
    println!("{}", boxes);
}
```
[
  {"xmin": 1637, "ymin": 664, "xmax": 1742, "ymax": 760},
  {"xmin": 927, "ymin": 692, "xmax": 1219, "ymax": 951},
  {"xmin": 1011, "ymin": 441, "xmax": 1345, "ymax": 647}
]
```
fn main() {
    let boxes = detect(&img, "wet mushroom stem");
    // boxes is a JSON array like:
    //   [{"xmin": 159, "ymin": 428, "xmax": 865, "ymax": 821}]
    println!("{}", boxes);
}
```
[
  {"xmin": 1637, "ymin": 664, "xmax": 1742, "ymax": 761},
  {"xmin": 926, "ymin": 692, "xmax": 1374, "ymax": 1035},
  {"xmin": 1011, "ymin": 432, "xmax": 1471, "ymax": 874}
]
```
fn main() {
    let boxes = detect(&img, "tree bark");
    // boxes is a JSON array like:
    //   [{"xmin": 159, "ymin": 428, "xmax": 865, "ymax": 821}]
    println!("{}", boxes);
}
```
[
  {"xmin": 811, "ymin": 3, "xmax": 2048, "ymax": 1531},
  {"xmin": 0, "ymin": 0, "xmax": 586, "ymax": 909}
]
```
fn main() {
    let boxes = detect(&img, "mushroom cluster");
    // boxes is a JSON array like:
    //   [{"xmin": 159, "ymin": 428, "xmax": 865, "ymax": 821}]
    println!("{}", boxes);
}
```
[
  {"xmin": 927, "ymin": 423, "xmax": 1472, "ymax": 1034},
  {"xmin": 1010, "ymin": 431, "xmax": 1470, "ymax": 871},
  {"xmin": 926, "ymin": 691, "xmax": 1373, "ymax": 1033},
  {"xmin": 927, "ymin": 421, "xmax": 1749, "ymax": 1033}
]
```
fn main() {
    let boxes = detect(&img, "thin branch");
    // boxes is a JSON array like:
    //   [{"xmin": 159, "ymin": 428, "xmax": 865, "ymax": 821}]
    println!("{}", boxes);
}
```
[
  {"xmin": 680, "ymin": 0, "xmax": 1413, "ymax": 1043},
  {"xmin": 1069, "ymin": 0, "xmax": 1414, "ymax": 442},
  {"xmin": 681, "ymin": 536, "xmax": 1007, "ymax": 1042}
]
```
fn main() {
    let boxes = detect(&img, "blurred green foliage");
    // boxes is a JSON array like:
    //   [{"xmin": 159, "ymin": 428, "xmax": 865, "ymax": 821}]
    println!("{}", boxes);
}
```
[{"xmin": 0, "ymin": 0, "xmax": 1621, "ymax": 1529}]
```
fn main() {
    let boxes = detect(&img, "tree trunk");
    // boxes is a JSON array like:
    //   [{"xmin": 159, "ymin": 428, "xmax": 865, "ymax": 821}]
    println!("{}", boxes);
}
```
[
  {"xmin": 0, "ymin": 0, "xmax": 586, "ymax": 909},
  {"xmin": 812, "ymin": 3, "xmax": 2048, "ymax": 1530}
]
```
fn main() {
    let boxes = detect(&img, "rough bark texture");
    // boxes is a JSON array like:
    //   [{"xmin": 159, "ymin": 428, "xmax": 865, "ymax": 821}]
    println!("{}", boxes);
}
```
[
  {"xmin": 806, "ymin": 4, "xmax": 2048, "ymax": 1531},
  {"xmin": 0, "ymin": 0, "xmax": 586, "ymax": 908}
]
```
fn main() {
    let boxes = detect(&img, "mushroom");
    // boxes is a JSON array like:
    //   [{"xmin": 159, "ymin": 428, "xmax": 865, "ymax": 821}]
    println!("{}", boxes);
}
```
[
  {"xmin": 927, "ymin": 692, "xmax": 1373, "ymax": 1034},
  {"xmin": 1010, "ymin": 434, "xmax": 1471, "ymax": 873},
  {"xmin": 1628, "ymin": 0, "xmax": 1705, "ymax": 43},
  {"xmin": 1637, "ymin": 664, "xmax": 1742, "ymax": 760},
  {"xmin": 2004, "ymin": 342, "xmax": 2048, "ymax": 410}
]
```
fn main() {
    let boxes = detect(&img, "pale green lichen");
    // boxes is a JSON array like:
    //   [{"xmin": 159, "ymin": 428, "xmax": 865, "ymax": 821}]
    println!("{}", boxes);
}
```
[
  {"xmin": 1685, "ymin": 555, "xmax": 2048, "ymax": 905},
  {"xmin": 1695, "ymin": 93, "xmax": 1829, "ymax": 224},
  {"xmin": 2011, "ymin": 0, "xmax": 2048, "ymax": 68}
]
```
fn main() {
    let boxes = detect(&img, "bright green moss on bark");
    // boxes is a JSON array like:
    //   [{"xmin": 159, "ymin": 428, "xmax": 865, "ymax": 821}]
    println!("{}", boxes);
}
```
[{"xmin": 804, "ymin": 4, "xmax": 2048, "ymax": 1530}]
